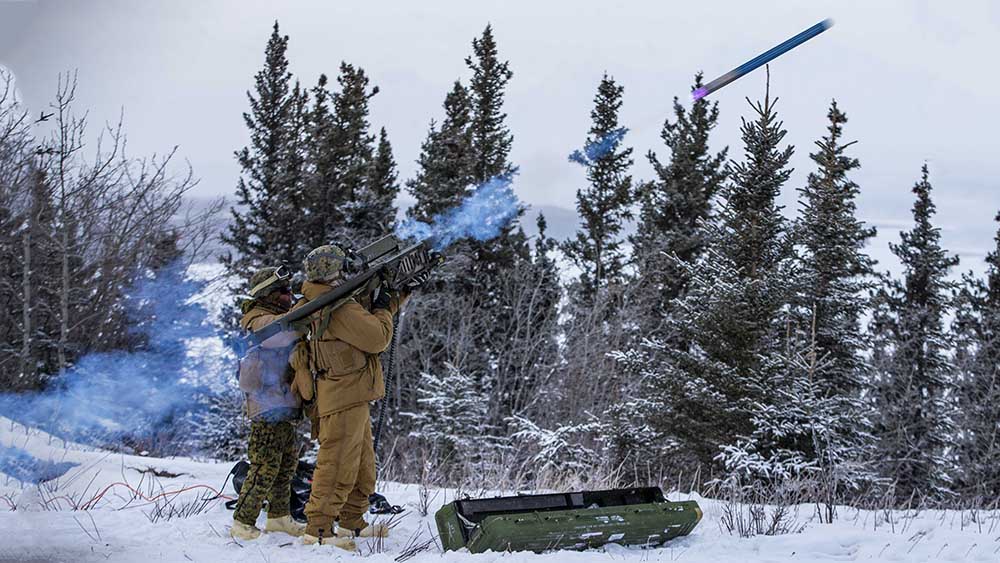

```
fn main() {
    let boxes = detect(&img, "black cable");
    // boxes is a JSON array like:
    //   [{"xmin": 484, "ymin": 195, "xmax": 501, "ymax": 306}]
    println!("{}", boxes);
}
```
[{"xmin": 373, "ymin": 311, "xmax": 400, "ymax": 459}]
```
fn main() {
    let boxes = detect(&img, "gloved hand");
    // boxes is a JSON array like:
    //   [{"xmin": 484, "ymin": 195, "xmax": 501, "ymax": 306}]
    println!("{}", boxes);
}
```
[
  {"xmin": 371, "ymin": 287, "xmax": 393, "ymax": 311},
  {"xmin": 405, "ymin": 271, "xmax": 431, "ymax": 291}
]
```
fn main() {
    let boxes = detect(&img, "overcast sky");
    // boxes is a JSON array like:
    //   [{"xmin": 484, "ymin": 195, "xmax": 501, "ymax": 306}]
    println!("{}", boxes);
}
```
[{"xmin": 2, "ymin": 0, "xmax": 998, "ymax": 278}]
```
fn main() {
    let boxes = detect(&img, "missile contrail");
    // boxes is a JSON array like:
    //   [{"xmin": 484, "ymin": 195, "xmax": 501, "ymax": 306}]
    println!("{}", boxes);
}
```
[{"xmin": 693, "ymin": 18, "xmax": 834, "ymax": 100}]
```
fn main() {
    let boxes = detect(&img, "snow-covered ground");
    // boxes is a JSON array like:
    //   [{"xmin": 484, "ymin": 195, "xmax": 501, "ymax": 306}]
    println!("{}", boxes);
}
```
[
  {"xmin": 2, "ymin": 264, "xmax": 996, "ymax": 562},
  {"xmin": 2, "ymin": 415, "xmax": 997, "ymax": 563}
]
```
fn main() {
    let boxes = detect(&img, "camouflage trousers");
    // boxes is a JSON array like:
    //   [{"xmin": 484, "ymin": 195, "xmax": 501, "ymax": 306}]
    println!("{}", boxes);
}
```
[{"xmin": 233, "ymin": 420, "xmax": 299, "ymax": 526}]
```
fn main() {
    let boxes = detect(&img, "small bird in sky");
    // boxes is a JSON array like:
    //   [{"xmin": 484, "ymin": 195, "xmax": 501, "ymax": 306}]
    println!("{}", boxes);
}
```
[{"xmin": 36, "ymin": 111, "xmax": 53, "ymax": 123}]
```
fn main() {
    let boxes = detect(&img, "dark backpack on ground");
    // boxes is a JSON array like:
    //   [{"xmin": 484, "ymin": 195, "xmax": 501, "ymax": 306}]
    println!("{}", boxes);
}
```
[
  {"xmin": 224, "ymin": 459, "xmax": 402, "ymax": 520},
  {"xmin": 225, "ymin": 459, "xmax": 313, "ymax": 522}
]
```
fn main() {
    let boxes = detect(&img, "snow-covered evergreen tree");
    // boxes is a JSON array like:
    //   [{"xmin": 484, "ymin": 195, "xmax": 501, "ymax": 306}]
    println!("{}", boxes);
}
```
[
  {"xmin": 630, "ymin": 73, "xmax": 728, "ymax": 335},
  {"xmin": 789, "ymin": 100, "xmax": 878, "ymax": 489},
  {"xmin": 395, "ymin": 82, "xmax": 477, "ymax": 420},
  {"xmin": 221, "ymin": 22, "xmax": 306, "ymax": 277},
  {"xmin": 301, "ymin": 63, "xmax": 382, "ymax": 248},
  {"xmin": 365, "ymin": 127, "xmax": 400, "ymax": 234},
  {"xmin": 615, "ymin": 76, "xmax": 797, "ymax": 476},
  {"xmin": 466, "ymin": 25, "xmax": 514, "ymax": 185},
  {"xmin": 23, "ymin": 169, "xmax": 62, "ymax": 384},
  {"xmin": 457, "ymin": 25, "xmax": 559, "ymax": 431},
  {"xmin": 463, "ymin": 24, "xmax": 529, "ymax": 270},
  {"xmin": 404, "ymin": 363, "xmax": 495, "ymax": 465},
  {"xmin": 871, "ymin": 164, "xmax": 959, "ymax": 501},
  {"xmin": 952, "ymin": 212, "xmax": 1000, "ymax": 499},
  {"xmin": 407, "ymin": 81, "xmax": 475, "ymax": 223},
  {"xmin": 562, "ymin": 74, "xmax": 634, "ymax": 303},
  {"xmin": 0, "ymin": 181, "xmax": 20, "ymax": 379},
  {"xmin": 603, "ymin": 75, "xmax": 726, "ymax": 473}
]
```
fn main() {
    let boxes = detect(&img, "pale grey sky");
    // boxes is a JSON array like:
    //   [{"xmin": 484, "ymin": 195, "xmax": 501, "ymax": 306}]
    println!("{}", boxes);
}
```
[{"xmin": 2, "ymin": 0, "xmax": 998, "ymax": 278}]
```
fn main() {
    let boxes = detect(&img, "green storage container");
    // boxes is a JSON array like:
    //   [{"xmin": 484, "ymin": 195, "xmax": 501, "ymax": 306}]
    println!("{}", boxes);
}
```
[{"xmin": 435, "ymin": 487, "xmax": 701, "ymax": 553}]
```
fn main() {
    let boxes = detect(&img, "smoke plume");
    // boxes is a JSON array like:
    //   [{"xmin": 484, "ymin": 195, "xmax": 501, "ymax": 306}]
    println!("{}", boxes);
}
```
[
  {"xmin": 568, "ymin": 128, "xmax": 628, "ymax": 167},
  {"xmin": 0, "ymin": 263, "xmax": 227, "ymax": 454},
  {"xmin": 395, "ymin": 172, "xmax": 522, "ymax": 250}
]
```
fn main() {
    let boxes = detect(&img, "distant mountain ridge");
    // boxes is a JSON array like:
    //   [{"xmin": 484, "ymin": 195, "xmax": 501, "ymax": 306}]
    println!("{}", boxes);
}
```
[{"xmin": 179, "ymin": 196, "xmax": 586, "ymax": 260}]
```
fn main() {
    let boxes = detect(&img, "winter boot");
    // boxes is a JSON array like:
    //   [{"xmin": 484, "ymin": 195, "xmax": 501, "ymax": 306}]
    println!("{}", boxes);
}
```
[
  {"xmin": 303, "ymin": 530, "xmax": 356, "ymax": 551},
  {"xmin": 336, "ymin": 522, "xmax": 389, "ymax": 539},
  {"xmin": 230, "ymin": 520, "xmax": 261, "ymax": 541},
  {"xmin": 265, "ymin": 515, "xmax": 305, "ymax": 537}
]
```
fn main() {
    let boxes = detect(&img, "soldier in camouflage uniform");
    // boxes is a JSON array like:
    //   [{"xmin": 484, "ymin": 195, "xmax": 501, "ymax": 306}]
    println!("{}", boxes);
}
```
[
  {"xmin": 231, "ymin": 266, "xmax": 309, "ymax": 541},
  {"xmin": 292, "ymin": 245, "xmax": 409, "ymax": 550}
]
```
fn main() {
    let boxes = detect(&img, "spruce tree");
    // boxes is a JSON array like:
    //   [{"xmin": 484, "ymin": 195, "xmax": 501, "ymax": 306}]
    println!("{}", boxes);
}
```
[
  {"xmin": 303, "ymin": 72, "xmax": 338, "ymax": 249},
  {"xmin": 631, "ymin": 73, "xmax": 728, "ymax": 330},
  {"xmin": 563, "ymin": 74, "xmax": 634, "ymax": 303},
  {"xmin": 395, "ymin": 82, "xmax": 477, "ymax": 428},
  {"xmin": 466, "ymin": 24, "xmax": 514, "ymax": 184},
  {"xmin": 605, "ymin": 74, "xmax": 725, "ymax": 471},
  {"xmin": 301, "ymin": 63, "xmax": 381, "ymax": 248},
  {"xmin": 533, "ymin": 213, "xmax": 561, "ymax": 299},
  {"xmin": 365, "ymin": 127, "xmax": 400, "ymax": 234},
  {"xmin": 401, "ymin": 26, "xmax": 556, "ymax": 440},
  {"xmin": 332, "ymin": 63, "xmax": 378, "ymax": 244},
  {"xmin": 405, "ymin": 363, "xmax": 494, "ymax": 469},
  {"xmin": 791, "ymin": 100, "xmax": 878, "ymax": 486},
  {"xmin": 462, "ymin": 25, "xmax": 537, "ymax": 426},
  {"xmin": 872, "ymin": 164, "xmax": 959, "ymax": 500},
  {"xmin": 221, "ymin": 21, "xmax": 303, "ymax": 279},
  {"xmin": 406, "ymin": 81, "xmax": 474, "ymax": 223},
  {"xmin": 952, "ymin": 212, "xmax": 1000, "ymax": 499},
  {"xmin": 280, "ymin": 79, "xmax": 310, "ymax": 257},
  {"xmin": 464, "ymin": 25, "xmax": 528, "ymax": 269},
  {"xmin": 618, "ymin": 77, "xmax": 796, "ymax": 472}
]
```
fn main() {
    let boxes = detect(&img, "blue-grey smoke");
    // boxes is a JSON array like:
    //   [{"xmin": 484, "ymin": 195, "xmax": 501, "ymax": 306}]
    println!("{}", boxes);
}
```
[
  {"xmin": 0, "ymin": 444, "xmax": 78, "ymax": 483},
  {"xmin": 396, "ymin": 172, "xmax": 521, "ymax": 250},
  {"xmin": 0, "ymin": 263, "xmax": 221, "ymax": 452},
  {"xmin": 568, "ymin": 128, "xmax": 628, "ymax": 167}
]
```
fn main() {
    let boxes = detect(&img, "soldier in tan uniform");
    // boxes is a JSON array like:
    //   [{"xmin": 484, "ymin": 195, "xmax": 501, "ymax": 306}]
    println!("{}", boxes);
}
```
[
  {"xmin": 293, "ymin": 245, "xmax": 408, "ymax": 549},
  {"xmin": 231, "ymin": 266, "xmax": 309, "ymax": 541}
]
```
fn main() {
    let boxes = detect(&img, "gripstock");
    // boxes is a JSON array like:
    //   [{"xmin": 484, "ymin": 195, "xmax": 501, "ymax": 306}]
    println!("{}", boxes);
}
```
[{"xmin": 246, "ymin": 235, "xmax": 443, "ymax": 346}]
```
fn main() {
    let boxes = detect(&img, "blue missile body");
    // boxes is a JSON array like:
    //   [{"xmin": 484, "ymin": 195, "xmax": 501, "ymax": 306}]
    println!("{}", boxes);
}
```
[{"xmin": 693, "ymin": 18, "xmax": 833, "ymax": 100}]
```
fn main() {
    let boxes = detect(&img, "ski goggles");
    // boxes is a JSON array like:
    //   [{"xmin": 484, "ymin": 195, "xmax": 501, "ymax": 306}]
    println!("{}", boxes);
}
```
[{"xmin": 250, "ymin": 264, "xmax": 293, "ymax": 297}]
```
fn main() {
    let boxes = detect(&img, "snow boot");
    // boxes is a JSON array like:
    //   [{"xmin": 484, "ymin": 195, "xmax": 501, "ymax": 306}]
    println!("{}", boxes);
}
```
[
  {"xmin": 302, "ymin": 532, "xmax": 356, "ymax": 551},
  {"xmin": 336, "ymin": 522, "xmax": 389, "ymax": 539},
  {"xmin": 230, "ymin": 520, "xmax": 261, "ymax": 541},
  {"xmin": 265, "ymin": 515, "xmax": 305, "ymax": 537}
]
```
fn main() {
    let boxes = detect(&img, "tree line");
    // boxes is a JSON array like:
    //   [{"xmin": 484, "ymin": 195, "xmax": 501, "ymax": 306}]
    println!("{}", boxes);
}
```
[{"xmin": 222, "ymin": 22, "xmax": 997, "ymax": 506}]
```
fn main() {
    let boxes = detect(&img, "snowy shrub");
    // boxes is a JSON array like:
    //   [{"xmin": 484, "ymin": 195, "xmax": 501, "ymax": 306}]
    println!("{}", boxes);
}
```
[
  {"xmin": 509, "ymin": 415, "xmax": 603, "ymax": 475},
  {"xmin": 402, "ymin": 363, "xmax": 501, "ymax": 470},
  {"xmin": 190, "ymin": 390, "xmax": 248, "ymax": 461}
]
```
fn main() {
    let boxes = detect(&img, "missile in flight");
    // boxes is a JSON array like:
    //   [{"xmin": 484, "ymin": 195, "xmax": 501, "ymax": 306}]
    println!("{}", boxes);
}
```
[{"xmin": 693, "ymin": 18, "xmax": 834, "ymax": 100}]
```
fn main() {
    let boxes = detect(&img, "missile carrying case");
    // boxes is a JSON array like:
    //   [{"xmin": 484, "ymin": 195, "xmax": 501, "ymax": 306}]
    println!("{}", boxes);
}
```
[{"xmin": 435, "ymin": 487, "xmax": 702, "ymax": 553}]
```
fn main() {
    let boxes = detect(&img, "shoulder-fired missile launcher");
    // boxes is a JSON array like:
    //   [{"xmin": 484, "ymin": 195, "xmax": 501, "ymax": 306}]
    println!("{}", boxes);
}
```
[{"xmin": 435, "ymin": 487, "xmax": 701, "ymax": 553}]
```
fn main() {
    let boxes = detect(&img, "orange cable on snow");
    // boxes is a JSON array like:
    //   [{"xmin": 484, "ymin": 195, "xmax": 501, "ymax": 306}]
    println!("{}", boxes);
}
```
[{"xmin": 81, "ymin": 481, "xmax": 235, "ymax": 511}]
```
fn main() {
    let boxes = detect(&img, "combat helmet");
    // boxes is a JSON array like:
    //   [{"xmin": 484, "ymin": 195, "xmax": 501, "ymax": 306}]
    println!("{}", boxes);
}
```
[
  {"xmin": 249, "ymin": 265, "xmax": 292, "ymax": 298},
  {"xmin": 303, "ymin": 244, "xmax": 347, "ymax": 282}
]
